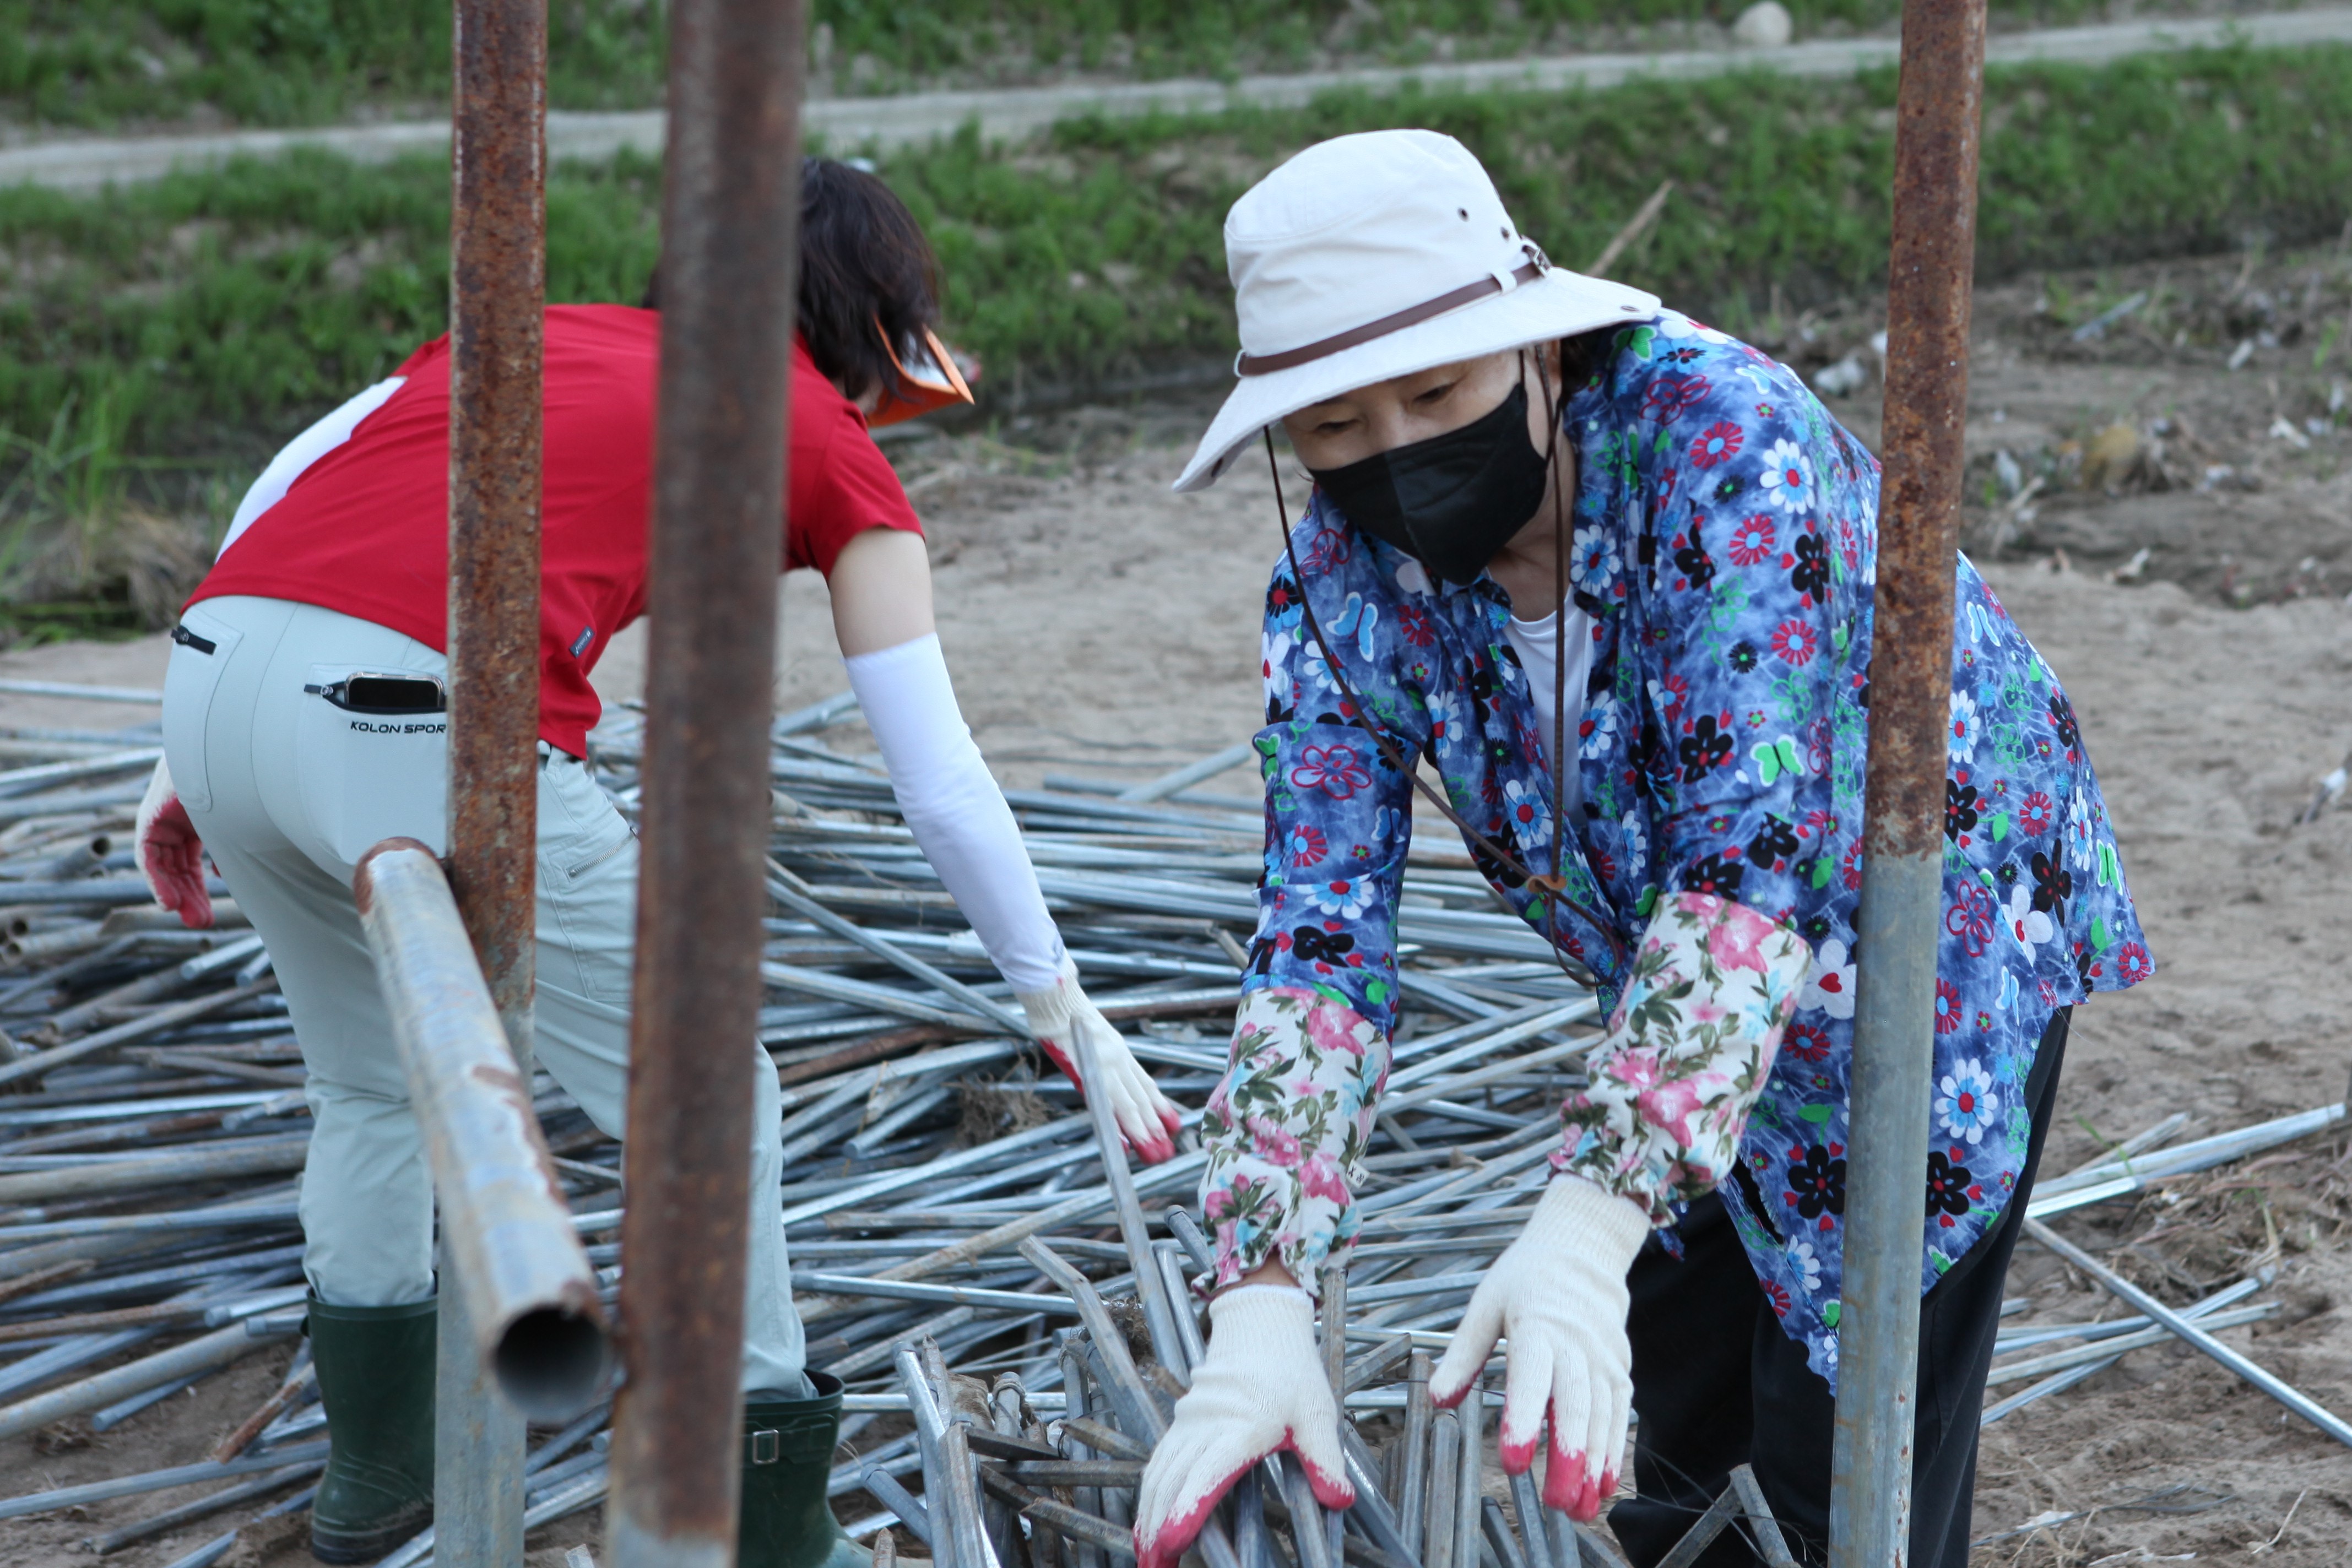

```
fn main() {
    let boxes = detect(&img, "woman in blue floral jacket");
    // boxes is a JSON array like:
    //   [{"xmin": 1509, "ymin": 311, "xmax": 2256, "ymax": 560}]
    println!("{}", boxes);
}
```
[{"xmin": 1129, "ymin": 132, "xmax": 2150, "ymax": 1568}]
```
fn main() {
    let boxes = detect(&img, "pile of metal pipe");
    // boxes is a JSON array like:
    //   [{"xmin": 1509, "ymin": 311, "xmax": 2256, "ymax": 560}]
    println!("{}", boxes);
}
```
[{"xmin": 0, "ymin": 713, "xmax": 2346, "ymax": 1556}]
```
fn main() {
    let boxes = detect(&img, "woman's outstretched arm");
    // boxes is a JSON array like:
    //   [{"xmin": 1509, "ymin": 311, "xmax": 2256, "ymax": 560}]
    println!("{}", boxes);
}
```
[{"xmin": 825, "ymin": 527, "xmax": 1179, "ymax": 1159}]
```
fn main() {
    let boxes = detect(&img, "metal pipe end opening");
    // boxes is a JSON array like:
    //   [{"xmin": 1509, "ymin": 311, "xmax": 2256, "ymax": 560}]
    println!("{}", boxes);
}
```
[{"xmin": 494, "ymin": 1306, "xmax": 612, "ymax": 1421}]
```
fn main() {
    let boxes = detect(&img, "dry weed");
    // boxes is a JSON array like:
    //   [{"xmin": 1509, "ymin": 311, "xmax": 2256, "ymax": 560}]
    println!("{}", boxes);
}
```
[{"xmin": 955, "ymin": 1076, "xmax": 1053, "ymax": 1148}]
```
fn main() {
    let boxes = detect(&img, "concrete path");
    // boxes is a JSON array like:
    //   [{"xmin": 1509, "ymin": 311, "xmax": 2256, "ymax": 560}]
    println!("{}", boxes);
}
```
[{"xmin": 6, "ymin": 7, "xmax": 2350, "ymax": 191}]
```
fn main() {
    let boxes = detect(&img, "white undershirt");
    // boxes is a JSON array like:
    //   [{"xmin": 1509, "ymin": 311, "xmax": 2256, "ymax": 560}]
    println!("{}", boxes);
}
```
[{"xmin": 1504, "ymin": 607, "xmax": 1594, "ymax": 821}]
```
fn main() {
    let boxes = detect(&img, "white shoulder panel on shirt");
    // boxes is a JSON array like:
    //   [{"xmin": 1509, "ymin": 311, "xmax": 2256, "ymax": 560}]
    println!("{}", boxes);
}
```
[{"xmin": 216, "ymin": 376, "xmax": 408, "ymax": 560}]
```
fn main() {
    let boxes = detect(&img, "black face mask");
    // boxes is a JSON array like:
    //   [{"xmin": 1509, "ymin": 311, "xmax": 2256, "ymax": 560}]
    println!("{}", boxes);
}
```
[{"xmin": 1307, "ymin": 381, "xmax": 1551, "ymax": 587}]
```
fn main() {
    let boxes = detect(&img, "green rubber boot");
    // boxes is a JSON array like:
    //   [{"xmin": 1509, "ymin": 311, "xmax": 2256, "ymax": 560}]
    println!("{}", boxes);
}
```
[
  {"xmin": 306, "ymin": 1295, "xmax": 437, "ymax": 1564},
  {"xmin": 740, "ymin": 1371, "xmax": 868, "ymax": 1568}
]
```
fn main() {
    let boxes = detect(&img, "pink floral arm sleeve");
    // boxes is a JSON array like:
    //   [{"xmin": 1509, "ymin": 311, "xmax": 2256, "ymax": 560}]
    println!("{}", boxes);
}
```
[
  {"xmin": 1200, "ymin": 988, "xmax": 1389, "ymax": 1294},
  {"xmin": 1554, "ymin": 892, "xmax": 1812, "ymax": 1222},
  {"xmin": 1199, "ymin": 896, "xmax": 1804, "ymax": 1293}
]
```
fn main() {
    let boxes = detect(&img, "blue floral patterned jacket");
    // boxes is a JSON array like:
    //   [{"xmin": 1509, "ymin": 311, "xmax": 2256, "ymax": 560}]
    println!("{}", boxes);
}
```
[{"xmin": 1202, "ymin": 309, "xmax": 2151, "ymax": 1385}]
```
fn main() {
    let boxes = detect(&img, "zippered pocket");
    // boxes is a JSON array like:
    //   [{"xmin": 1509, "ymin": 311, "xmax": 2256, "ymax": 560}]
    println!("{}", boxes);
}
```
[
  {"xmin": 293, "ymin": 661, "xmax": 451, "ymax": 868},
  {"xmin": 160, "ymin": 610, "xmax": 245, "ymax": 815}
]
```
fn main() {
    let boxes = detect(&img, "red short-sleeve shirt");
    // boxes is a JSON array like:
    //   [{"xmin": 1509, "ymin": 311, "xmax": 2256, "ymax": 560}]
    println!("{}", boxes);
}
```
[{"xmin": 189, "ymin": 303, "xmax": 921, "ymax": 755}]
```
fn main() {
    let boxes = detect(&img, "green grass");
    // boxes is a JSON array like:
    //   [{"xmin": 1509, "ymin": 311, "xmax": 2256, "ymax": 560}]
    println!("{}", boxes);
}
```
[
  {"xmin": 806, "ymin": 0, "xmax": 1919, "ymax": 90},
  {"xmin": 0, "ymin": 0, "xmax": 666, "ymax": 129},
  {"xmin": 0, "ymin": 145, "xmax": 657, "ymax": 621},
  {"xmin": 4, "ymin": 42, "xmax": 2349, "ymax": 472},
  {"xmin": 921, "ymin": 42, "xmax": 2352, "ymax": 382},
  {"xmin": 0, "ymin": 145, "xmax": 660, "ymax": 459},
  {"xmin": 3, "ymin": 0, "xmax": 2187, "ymax": 131}
]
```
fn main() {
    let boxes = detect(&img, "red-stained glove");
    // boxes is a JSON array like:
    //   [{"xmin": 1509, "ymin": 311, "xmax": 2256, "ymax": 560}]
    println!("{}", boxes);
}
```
[
  {"xmin": 135, "ymin": 759, "xmax": 213, "ymax": 930},
  {"xmin": 1016, "ymin": 953, "xmax": 1182, "ymax": 1163},
  {"xmin": 1428, "ymin": 1174, "xmax": 1650, "ymax": 1521},
  {"xmin": 1133, "ymin": 1287, "xmax": 1353, "ymax": 1568}
]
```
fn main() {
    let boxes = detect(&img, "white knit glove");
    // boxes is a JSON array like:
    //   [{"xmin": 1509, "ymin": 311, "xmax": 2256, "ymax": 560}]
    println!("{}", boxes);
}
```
[
  {"xmin": 1016, "ymin": 953, "xmax": 1182, "ymax": 1163},
  {"xmin": 1429, "ymin": 1174, "xmax": 1650, "ymax": 1521},
  {"xmin": 135, "ymin": 758, "xmax": 213, "ymax": 930},
  {"xmin": 1134, "ymin": 1287, "xmax": 1353, "ymax": 1568}
]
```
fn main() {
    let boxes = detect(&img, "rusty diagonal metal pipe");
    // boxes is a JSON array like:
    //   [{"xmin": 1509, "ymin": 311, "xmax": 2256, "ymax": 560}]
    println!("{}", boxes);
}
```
[
  {"xmin": 1828, "ymin": 0, "xmax": 1988, "ymax": 1564},
  {"xmin": 355, "ymin": 840, "xmax": 609, "ymax": 1421},
  {"xmin": 606, "ymin": 0, "xmax": 807, "ymax": 1560}
]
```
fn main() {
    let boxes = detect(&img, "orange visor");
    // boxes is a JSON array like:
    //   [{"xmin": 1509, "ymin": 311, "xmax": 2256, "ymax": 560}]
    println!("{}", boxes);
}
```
[{"xmin": 869, "ymin": 324, "xmax": 977, "ymax": 426}]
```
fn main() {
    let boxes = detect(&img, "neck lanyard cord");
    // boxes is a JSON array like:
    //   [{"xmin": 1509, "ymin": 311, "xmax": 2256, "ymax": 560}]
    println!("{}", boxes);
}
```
[{"xmin": 1535, "ymin": 349, "xmax": 1570, "ymax": 894}]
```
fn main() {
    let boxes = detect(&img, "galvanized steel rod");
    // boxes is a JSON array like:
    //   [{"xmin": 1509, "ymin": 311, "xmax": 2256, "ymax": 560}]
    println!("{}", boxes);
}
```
[
  {"xmin": 1155, "ymin": 1243, "xmax": 1206, "ymax": 1371},
  {"xmin": 353, "ymin": 841, "xmax": 609, "ymax": 1419},
  {"xmin": 893, "ymin": 1345, "xmax": 951, "ymax": 1536},
  {"xmin": 1826, "ymin": 0, "xmax": 1987, "ymax": 1564},
  {"xmin": 1480, "ymin": 1499, "xmax": 1527, "ymax": 1568},
  {"xmin": 1071, "ymin": 1024, "xmax": 1185, "ymax": 1372},
  {"xmin": 1450, "ymin": 1370, "xmax": 1483, "ymax": 1568},
  {"xmin": 1399, "ymin": 1349, "xmax": 1432, "ymax": 1550},
  {"xmin": 1505, "ymin": 1467, "xmax": 1549, "ymax": 1568},
  {"xmin": 437, "ymin": 1233, "xmax": 528, "ymax": 1565},
  {"xmin": 767, "ymin": 862, "xmax": 1034, "ymax": 1037},
  {"xmin": 1021, "ymin": 1243, "xmax": 1249, "ymax": 1568},
  {"xmin": 2023, "ymin": 1219, "xmax": 2352, "ymax": 1448},
  {"xmin": 1060, "ymin": 1341, "xmax": 1109, "ymax": 1568},
  {"xmin": 446, "ymin": 0, "xmax": 546, "ymax": 1059},
  {"xmin": 0, "ymin": 1316, "xmax": 298, "ymax": 1442},
  {"xmin": 1728, "ymin": 1467, "xmax": 1801, "ymax": 1568},
  {"xmin": 1278, "ymin": 1456, "xmax": 1335, "ymax": 1568},
  {"xmin": 0, "ymin": 1442, "xmax": 335, "ymax": 1524},
  {"xmin": 1336, "ymin": 1428, "xmax": 1424, "ymax": 1568},
  {"xmin": 606, "ymin": 0, "xmax": 806, "ymax": 1556},
  {"xmin": 1423, "ymin": 1411, "xmax": 1459, "ymax": 1568}
]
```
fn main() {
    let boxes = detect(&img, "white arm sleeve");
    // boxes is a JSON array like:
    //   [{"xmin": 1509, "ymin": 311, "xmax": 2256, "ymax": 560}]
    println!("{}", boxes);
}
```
[
  {"xmin": 216, "ymin": 377, "xmax": 407, "ymax": 559},
  {"xmin": 842, "ymin": 633, "xmax": 1065, "ymax": 992}
]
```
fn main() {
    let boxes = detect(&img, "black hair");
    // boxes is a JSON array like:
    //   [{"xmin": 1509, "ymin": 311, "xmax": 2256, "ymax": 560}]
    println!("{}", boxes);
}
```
[
  {"xmin": 639, "ymin": 158, "xmax": 943, "ymax": 403},
  {"xmin": 1556, "ymin": 325, "xmax": 1621, "ymax": 395}
]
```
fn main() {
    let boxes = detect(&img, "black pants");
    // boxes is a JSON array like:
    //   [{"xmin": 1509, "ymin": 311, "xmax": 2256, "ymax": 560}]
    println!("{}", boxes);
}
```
[{"xmin": 1607, "ymin": 1010, "xmax": 2069, "ymax": 1568}]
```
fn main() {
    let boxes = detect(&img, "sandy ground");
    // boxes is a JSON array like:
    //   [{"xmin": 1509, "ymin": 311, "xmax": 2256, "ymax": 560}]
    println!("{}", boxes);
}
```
[
  {"xmin": 3, "ymin": 248, "xmax": 2350, "ymax": 1566},
  {"xmin": 1958, "ymin": 568, "xmax": 2352, "ymax": 1566}
]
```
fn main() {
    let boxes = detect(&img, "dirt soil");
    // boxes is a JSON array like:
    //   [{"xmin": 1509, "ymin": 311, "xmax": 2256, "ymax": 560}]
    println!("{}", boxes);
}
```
[{"xmin": 2, "ymin": 246, "xmax": 2349, "ymax": 1567}]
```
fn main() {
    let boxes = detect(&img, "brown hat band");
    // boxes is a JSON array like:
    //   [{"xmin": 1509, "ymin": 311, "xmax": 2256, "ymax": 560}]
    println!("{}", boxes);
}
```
[{"xmin": 1234, "ymin": 259, "xmax": 1547, "ymax": 377}]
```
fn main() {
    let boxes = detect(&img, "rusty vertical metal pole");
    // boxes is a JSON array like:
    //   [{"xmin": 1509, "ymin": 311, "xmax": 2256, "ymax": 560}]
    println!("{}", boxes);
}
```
[
  {"xmin": 446, "ymin": 1, "xmax": 546, "ymax": 1563},
  {"xmin": 447, "ymin": 0, "xmax": 546, "ymax": 1063},
  {"xmin": 606, "ymin": 0, "xmax": 804, "ymax": 1560},
  {"xmin": 1828, "ymin": 1, "xmax": 1987, "ymax": 1565}
]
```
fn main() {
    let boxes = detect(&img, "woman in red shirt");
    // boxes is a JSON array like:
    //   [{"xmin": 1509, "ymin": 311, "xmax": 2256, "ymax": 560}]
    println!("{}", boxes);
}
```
[{"xmin": 137, "ymin": 161, "xmax": 1176, "ymax": 1568}]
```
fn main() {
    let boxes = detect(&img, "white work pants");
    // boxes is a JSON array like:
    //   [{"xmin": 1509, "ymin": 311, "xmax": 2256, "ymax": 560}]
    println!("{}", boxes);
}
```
[{"xmin": 163, "ymin": 595, "xmax": 805, "ymax": 1392}]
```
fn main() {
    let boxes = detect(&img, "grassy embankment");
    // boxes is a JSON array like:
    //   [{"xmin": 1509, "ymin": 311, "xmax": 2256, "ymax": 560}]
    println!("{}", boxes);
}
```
[
  {"xmin": 2, "ymin": 42, "xmax": 2349, "ymax": 637},
  {"xmin": 3, "ymin": 0, "xmax": 2153, "ymax": 131}
]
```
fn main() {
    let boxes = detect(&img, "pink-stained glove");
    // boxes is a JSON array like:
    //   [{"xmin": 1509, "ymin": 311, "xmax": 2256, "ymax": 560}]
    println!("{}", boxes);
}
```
[
  {"xmin": 1429, "ymin": 1174, "xmax": 1649, "ymax": 1522},
  {"xmin": 1016, "ymin": 953, "xmax": 1183, "ymax": 1163},
  {"xmin": 1133, "ymin": 1287, "xmax": 1353, "ymax": 1568},
  {"xmin": 134, "ymin": 759, "xmax": 213, "ymax": 930}
]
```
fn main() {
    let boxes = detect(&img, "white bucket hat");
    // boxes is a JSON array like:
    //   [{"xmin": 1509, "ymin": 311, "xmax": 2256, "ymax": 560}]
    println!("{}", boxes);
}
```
[{"xmin": 1173, "ymin": 129, "xmax": 1660, "ymax": 493}]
